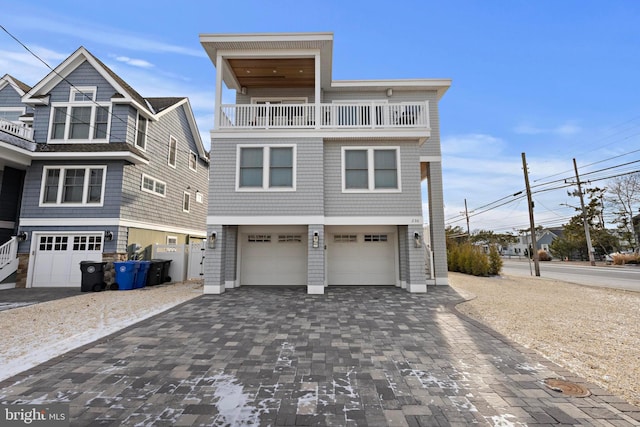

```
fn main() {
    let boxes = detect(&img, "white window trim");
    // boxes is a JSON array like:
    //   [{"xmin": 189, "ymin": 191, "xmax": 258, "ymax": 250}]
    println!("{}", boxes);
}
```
[
  {"xmin": 341, "ymin": 146, "xmax": 402, "ymax": 193},
  {"xmin": 48, "ymin": 86, "xmax": 110, "ymax": 143},
  {"xmin": 39, "ymin": 165, "xmax": 107, "ymax": 207},
  {"xmin": 135, "ymin": 112, "xmax": 147, "ymax": 151},
  {"xmin": 235, "ymin": 144, "xmax": 297, "ymax": 192},
  {"xmin": 0, "ymin": 107, "xmax": 26, "ymax": 123},
  {"xmin": 183, "ymin": 191, "xmax": 191, "ymax": 213},
  {"xmin": 166, "ymin": 235, "xmax": 178, "ymax": 245},
  {"xmin": 168, "ymin": 135, "xmax": 177, "ymax": 168},
  {"xmin": 141, "ymin": 173, "xmax": 166, "ymax": 197},
  {"xmin": 196, "ymin": 191, "xmax": 204, "ymax": 204},
  {"xmin": 189, "ymin": 151, "xmax": 198, "ymax": 172}
]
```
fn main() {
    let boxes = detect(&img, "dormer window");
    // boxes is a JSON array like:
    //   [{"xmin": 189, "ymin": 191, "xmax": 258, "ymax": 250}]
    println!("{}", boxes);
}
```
[{"xmin": 49, "ymin": 86, "xmax": 110, "ymax": 143}]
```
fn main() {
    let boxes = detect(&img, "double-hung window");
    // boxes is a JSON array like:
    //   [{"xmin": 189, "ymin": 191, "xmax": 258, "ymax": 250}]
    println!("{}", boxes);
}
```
[
  {"xmin": 40, "ymin": 166, "xmax": 106, "ymax": 206},
  {"xmin": 237, "ymin": 145, "xmax": 296, "ymax": 191},
  {"xmin": 342, "ymin": 147, "xmax": 401, "ymax": 192},
  {"xmin": 135, "ymin": 113, "xmax": 147, "ymax": 150},
  {"xmin": 49, "ymin": 87, "xmax": 110, "ymax": 142}
]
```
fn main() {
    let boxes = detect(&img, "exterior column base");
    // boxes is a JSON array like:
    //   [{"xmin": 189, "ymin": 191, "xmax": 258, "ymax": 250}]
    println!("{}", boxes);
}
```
[
  {"xmin": 225, "ymin": 280, "xmax": 237, "ymax": 289},
  {"xmin": 307, "ymin": 284, "xmax": 325, "ymax": 294},
  {"xmin": 204, "ymin": 284, "xmax": 226, "ymax": 294},
  {"xmin": 406, "ymin": 283, "xmax": 427, "ymax": 293},
  {"xmin": 435, "ymin": 277, "xmax": 449, "ymax": 286}
]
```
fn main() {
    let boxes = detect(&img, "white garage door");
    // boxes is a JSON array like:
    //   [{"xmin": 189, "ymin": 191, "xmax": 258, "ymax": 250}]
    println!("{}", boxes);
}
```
[
  {"xmin": 240, "ymin": 232, "xmax": 307, "ymax": 286},
  {"xmin": 328, "ymin": 232, "xmax": 396, "ymax": 285},
  {"xmin": 32, "ymin": 234, "xmax": 103, "ymax": 287}
]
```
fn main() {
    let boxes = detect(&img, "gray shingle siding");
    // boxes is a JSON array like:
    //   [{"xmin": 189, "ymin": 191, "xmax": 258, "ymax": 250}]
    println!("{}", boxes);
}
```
[
  {"xmin": 209, "ymin": 137, "xmax": 324, "ymax": 216},
  {"xmin": 0, "ymin": 85, "xmax": 31, "ymax": 112},
  {"xmin": 323, "ymin": 140, "xmax": 422, "ymax": 217}
]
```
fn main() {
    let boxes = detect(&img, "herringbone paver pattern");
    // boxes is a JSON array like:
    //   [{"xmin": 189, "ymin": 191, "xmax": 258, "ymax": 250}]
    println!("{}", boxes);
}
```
[{"xmin": 1, "ymin": 286, "xmax": 638, "ymax": 426}]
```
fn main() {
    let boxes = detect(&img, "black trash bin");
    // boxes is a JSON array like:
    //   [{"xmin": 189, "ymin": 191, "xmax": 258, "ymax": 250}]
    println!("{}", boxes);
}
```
[
  {"xmin": 79, "ymin": 261, "xmax": 107, "ymax": 292},
  {"xmin": 160, "ymin": 259, "xmax": 172, "ymax": 283},
  {"xmin": 147, "ymin": 260, "xmax": 164, "ymax": 286}
]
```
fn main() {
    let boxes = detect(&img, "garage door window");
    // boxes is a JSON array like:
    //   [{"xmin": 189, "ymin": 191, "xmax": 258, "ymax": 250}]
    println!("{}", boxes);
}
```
[
  {"xmin": 334, "ymin": 234, "xmax": 357, "ymax": 243},
  {"xmin": 73, "ymin": 235, "xmax": 102, "ymax": 251},
  {"xmin": 40, "ymin": 166, "xmax": 106, "ymax": 206},
  {"xmin": 39, "ymin": 236, "xmax": 68, "ymax": 251},
  {"xmin": 364, "ymin": 234, "xmax": 388, "ymax": 242},
  {"xmin": 248, "ymin": 234, "xmax": 271, "ymax": 242},
  {"xmin": 278, "ymin": 235, "xmax": 302, "ymax": 243}
]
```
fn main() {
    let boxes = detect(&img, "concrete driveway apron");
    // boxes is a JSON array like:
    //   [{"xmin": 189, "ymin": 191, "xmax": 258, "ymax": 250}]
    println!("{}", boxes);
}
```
[{"xmin": 0, "ymin": 286, "xmax": 638, "ymax": 426}]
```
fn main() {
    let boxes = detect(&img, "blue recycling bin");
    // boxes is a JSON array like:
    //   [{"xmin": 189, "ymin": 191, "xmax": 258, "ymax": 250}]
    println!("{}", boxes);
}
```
[
  {"xmin": 134, "ymin": 261, "xmax": 151, "ymax": 289},
  {"xmin": 113, "ymin": 261, "xmax": 138, "ymax": 291}
]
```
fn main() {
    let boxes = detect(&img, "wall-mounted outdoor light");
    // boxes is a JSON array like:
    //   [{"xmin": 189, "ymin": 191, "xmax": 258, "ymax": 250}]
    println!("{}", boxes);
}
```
[
  {"xmin": 16, "ymin": 231, "xmax": 28, "ymax": 241},
  {"xmin": 414, "ymin": 232, "xmax": 421, "ymax": 248},
  {"xmin": 386, "ymin": 88, "xmax": 393, "ymax": 97},
  {"xmin": 208, "ymin": 231, "xmax": 217, "ymax": 249},
  {"xmin": 312, "ymin": 231, "xmax": 319, "ymax": 248},
  {"xmin": 104, "ymin": 230, "xmax": 114, "ymax": 241}
]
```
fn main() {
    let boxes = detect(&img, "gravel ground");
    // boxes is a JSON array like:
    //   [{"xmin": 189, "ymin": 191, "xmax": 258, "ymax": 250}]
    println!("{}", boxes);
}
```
[
  {"xmin": 0, "ymin": 281, "xmax": 202, "ymax": 381},
  {"xmin": 449, "ymin": 271, "xmax": 640, "ymax": 407}
]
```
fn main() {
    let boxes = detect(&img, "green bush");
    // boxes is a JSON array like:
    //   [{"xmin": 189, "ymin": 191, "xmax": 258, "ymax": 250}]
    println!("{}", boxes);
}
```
[
  {"xmin": 488, "ymin": 245, "xmax": 503, "ymax": 275},
  {"xmin": 447, "ymin": 242, "xmax": 497, "ymax": 276}
]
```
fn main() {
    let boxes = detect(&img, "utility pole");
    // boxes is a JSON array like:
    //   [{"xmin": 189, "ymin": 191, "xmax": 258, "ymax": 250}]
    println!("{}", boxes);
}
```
[
  {"xmin": 463, "ymin": 199, "xmax": 471, "ymax": 240},
  {"xmin": 522, "ymin": 152, "xmax": 540, "ymax": 276},
  {"xmin": 573, "ymin": 158, "xmax": 596, "ymax": 266}
]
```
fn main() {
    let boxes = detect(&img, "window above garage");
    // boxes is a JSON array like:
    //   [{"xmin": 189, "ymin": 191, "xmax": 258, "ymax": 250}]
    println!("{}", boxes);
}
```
[
  {"xmin": 39, "ymin": 165, "xmax": 107, "ymax": 207},
  {"xmin": 236, "ymin": 144, "xmax": 296, "ymax": 191},
  {"xmin": 342, "ymin": 146, "xmax": 401, "ymax": 193}
]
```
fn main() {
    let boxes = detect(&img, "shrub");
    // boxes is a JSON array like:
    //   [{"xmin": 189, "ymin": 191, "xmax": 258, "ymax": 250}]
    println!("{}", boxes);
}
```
[
  {"xmin": 538, "ymin": 250, "xmax": 552, "ymax": 261},
  {"xmin": 488, "ymin": 245, "xmax": 503, "ymax": 275},
  {"xmin": 447, "ymin": 242, "xmax": 495, "ymax": 276}
]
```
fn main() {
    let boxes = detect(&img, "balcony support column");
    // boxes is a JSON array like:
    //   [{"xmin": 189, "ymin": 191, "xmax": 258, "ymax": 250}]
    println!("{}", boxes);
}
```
[
  {"xmin": 315, "ymin": 52, "xmax": 321, "ymax": 129},
  {"xmin": 215, "ymin": 53, "xmax": 224, "ymax": 129}
]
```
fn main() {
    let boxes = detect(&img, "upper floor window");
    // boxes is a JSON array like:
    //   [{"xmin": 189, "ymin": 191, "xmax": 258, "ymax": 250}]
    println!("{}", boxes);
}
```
[
  {"xmin": 135, "ymin": 113, "xmax": 147, "ymax": 150},
  {"xmin": 237, "ymin": 145, "xmax": 296, "ymax": 191},
  {"xmin": 49, "ymin": 86, "xmax": 110, "ymax": 143},
  {"xmin": 189, "ymin": 151, "xmax": 197, "ymax": 171},
  {"xmin": 342, "ymin": 147, "xmax": 401, "ymax": 192},
  {"xmin": 183, "ymin": 192, "xmax": 191, "ymax": 213},
  {"xmin": 168, "ymin": 136, "xmax": 177, "ymax": 168},
  {"xmin": 40, "ymin": 165, "xmax": 106, "ymax": 206},
  {"xmin": 141, "ymin": 173, "xmax": 166, "ymax": 197},
  {"xmin": 0, "ymin": 107, "xmax": 25, "ymax": 123}
]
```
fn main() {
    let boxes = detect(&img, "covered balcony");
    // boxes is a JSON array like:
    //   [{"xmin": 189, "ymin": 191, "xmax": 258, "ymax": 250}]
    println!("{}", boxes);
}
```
[{"xmin": 218, "ymin": 101, "xmax": 430, "ymax": 130}]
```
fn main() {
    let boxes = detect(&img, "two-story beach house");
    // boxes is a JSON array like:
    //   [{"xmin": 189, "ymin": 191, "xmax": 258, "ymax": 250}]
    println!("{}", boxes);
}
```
[
  {"xmin": 0, "ymin": 47, "xmax": 209, "ymax": 288},
  {"xmin": 200, "ymin": 32, "xmax": 450, "ymax": 294}
]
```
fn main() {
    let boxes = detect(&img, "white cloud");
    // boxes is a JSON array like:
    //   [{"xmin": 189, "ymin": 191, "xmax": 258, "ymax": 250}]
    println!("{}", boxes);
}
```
[
  {"xmin": 114, "ymin": 56, "xmax": 154, "ymax": 69},
  {"xmin": 441, "ymin": 133, "xmax": 505, "ymax": 156},
  {"xmin": 0, "ymin": 46, "xmax": 69, "ymax": 85},
  {"xmin": 513, "ymin": 121, "xmax": 582, "ymax": 136}
]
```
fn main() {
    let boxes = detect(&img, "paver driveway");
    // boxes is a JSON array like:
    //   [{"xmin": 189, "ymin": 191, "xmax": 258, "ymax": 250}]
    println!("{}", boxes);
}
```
[{"xmin": 1, "ymin": 286, "xmax": 639, "ymax": 426}]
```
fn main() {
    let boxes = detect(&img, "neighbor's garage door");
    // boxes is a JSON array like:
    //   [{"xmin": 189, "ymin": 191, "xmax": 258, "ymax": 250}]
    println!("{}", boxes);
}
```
[
  {"xmin": 328, "ymin": 232, "xmax": 396, "ymax": 285},
  {"xmin": 32, "ymin": 234, "xmax": 103, "ymax": 287},
  {"xmin": 240, "ymin": 232, "xmax": 307, "ymax": 286}
]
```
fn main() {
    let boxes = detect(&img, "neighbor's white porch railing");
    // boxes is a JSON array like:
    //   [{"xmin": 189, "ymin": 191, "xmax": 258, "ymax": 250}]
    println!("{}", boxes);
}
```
[
  {"xmin": 0, "ymin": 117, "xmax": 34, "ymax": 140},
  {"xmin": 218, "ymin": 101, "xmax": 429, "ymax": 130},
  {"xmin": 0, "ymin": 236, "xmax": 19, "ymax": 282}
]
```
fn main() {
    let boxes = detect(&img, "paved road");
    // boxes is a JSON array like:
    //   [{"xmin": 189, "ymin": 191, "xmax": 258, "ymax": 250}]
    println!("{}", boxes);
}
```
[{"xmin": 501, "ymin": 258, "xmax": 640, "ymax": 292}]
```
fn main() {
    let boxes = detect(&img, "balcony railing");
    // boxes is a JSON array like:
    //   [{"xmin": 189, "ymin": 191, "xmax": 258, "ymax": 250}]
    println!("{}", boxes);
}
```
[
  {"xmin": 0, "ymin": 117, "xmax": 34, "ymax": 140},
  {"xmin": 218, "ymin": 101, "xmax": 429, "ymax": 130}
]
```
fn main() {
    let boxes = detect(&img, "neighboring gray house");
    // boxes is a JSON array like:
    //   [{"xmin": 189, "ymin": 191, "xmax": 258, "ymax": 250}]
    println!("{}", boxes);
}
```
[
  {"xmin": 504, "ymin": 228, "xmax": 562, "ymax": 257},
  {"xmin": 200, "ymin": 32, "xmax": 450, "ymax": 294},
  {"xmin": 0, "ymin": 47, "xmax": 209, "ymax": 288}
]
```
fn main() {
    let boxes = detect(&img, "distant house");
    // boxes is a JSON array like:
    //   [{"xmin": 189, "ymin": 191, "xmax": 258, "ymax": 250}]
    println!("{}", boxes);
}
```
[
  {"xmin": 503, "ymin": 227, "xmax": 562, "ymax": 257},
  {"xmin": 200, "ymin": 32, "xmax": 451, "ymax": 294},
  {"xmin": 0, "ymin": 47, "xmax": 209, "ymax": 288}
]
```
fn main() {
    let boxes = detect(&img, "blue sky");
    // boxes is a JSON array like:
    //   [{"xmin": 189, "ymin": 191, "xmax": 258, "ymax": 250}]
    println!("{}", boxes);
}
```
[{"xmin": 2, "ymin": 1, "xmax": 639, "ymax": 233}]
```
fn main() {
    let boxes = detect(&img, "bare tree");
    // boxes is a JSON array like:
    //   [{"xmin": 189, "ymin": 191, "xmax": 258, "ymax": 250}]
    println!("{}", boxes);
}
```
[{"xmin": 606, "ymin": 173, "xmax": 640, "ymax": 249}]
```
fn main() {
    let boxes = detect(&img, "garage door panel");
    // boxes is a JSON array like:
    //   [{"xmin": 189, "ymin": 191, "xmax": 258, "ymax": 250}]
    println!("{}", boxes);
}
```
[
  {"xmin": 328, "ymin": 232, "xmax": 396, "ymax": 286},
  {"xmin": 240, "ymin": 232, "xmax": 307, "ymax": 286}
]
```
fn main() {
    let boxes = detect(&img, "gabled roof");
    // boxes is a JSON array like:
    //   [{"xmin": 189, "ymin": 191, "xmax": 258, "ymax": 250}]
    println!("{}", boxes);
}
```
[
  {"xmin": 22, "ymin": 46, "xmax": 153, "ymax": 117},
  {"xmin": 0, "ymin": 74, "xmax": 32, "ymax": 96},
  {"xmin": 20, "ymin": 47, "xmax": 207, "ymax": 162}
]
